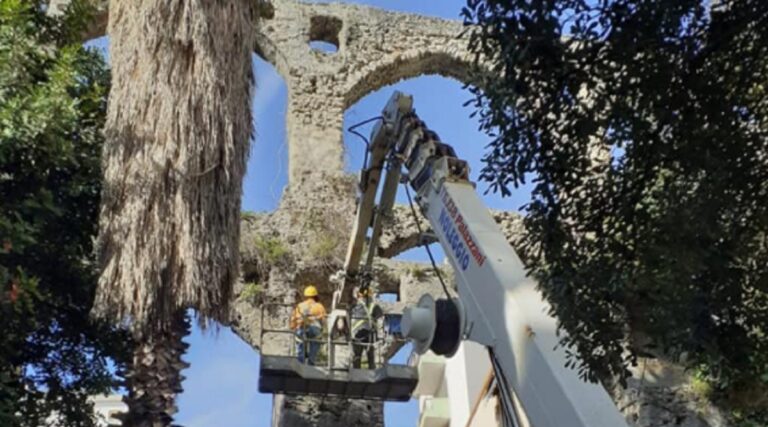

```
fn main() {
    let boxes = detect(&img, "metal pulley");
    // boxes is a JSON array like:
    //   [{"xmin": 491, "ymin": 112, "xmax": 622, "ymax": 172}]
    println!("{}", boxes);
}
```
[{"xmin": 402, "ymin": 294, "xmax": 464, "ymax": 357}]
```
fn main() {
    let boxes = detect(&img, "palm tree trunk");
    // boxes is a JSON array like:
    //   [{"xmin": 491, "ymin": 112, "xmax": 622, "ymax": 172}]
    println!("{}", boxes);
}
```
[
  {"xmin": 120, "ymin": 312, "xmax": 190, "ymax": 427},
  {"xmin": 94, "ymin": 2, "xmax": 257, "ymax": 425},
  {"xmin": 93, "ymin": 0, "xmax": 256, "ymax": 335}
]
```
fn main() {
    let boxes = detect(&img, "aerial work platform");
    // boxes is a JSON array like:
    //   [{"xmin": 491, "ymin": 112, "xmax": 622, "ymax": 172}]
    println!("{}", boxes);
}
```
[
  {"xmin": 258, "ymin": 355, "xmax": 417, "ymax": 401},
  {"xmin": 257, "ymin": 301, "xmax": 418, "ymax": 401}
]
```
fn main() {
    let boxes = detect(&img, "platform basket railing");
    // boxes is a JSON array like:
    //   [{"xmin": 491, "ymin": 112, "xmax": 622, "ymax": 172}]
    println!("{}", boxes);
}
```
[{"xmin": 259, "ymin": 300, "xmax": 411, "ymax": 372}]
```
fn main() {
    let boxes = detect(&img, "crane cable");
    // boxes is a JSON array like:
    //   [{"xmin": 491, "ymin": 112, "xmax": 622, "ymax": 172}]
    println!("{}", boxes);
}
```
[
  {"xmin": 349, "ymin": 112, "xmax": 523, "ymax": 426},
  {"xmin": 346, "ymin": 116, "xmax": 383, "ymax": 171},
  {"xmin": 344, "ymin": 115, "xmax": 386, "ymax": 303},
  {"xmin": 490, "ymin": 349, "xmax": 522, "ymax": 427},
  {"xmin": 403, "ymin": 182, "xmax": 453, "ymax": 301},
  {"xmin": 405, "ymin": 169, "xmax": 520, "ymax": 427}
]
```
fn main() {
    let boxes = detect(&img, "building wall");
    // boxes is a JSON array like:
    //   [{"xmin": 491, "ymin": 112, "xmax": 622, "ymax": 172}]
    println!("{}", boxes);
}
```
[
  {"xmin": 44, "ymin": 394, "xmax": 126, "ymax": 427},
  {"xmin": 444, "ymin": 342, "xmax": 491, "ymax": 427},
  {"xmin": 415, "ymin": 341, "xmax": 493, "ymax": 427},
  {"xmin": 91, "ymin": 394, "xmax": 126, "ymax": 427}
]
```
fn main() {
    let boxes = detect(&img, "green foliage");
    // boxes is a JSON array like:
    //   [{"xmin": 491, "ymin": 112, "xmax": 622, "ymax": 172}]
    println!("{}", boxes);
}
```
[
  {"xmin": 239, "ymin": 281, "xmax": 264, "ymax": 303},
  {"xmin": 309, "ymin": 231, "xmax": 340, "ymax": 259},
  {"xmin": 304, "ymin": 207, "xmax": 343, "ymax": 262},
  {"xmin": 254, "ymin": 234, "xmax": 288, "ymax": 265},
  {"xmin": 689, "ymin": 364, "xmax": 768, "ymax": 426},
  {"xmin": 0, "ymin": 1, "xmax": 130, "ymax": 425},
  {"xmin": 406, "ymin": 264, "xmax": 429, "ymax": 281},
  {"xmin": 241, "ymin": 210, "xmax": 259, "ymax": 221},
  {"xmin": 463, "ymin": 0, "xmax": 768, "ymax": 400},
  {"xmin": 690, "ymin": 366, "xmax": 714, "ymax": 401},
  {"xmin": 733, "ymin": 410, "xmax": 768, "ymax": 427}
]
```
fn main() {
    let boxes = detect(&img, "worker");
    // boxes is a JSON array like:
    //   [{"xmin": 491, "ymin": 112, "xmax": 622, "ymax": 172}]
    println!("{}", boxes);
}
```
[
  {"xmin": 350, "ymin": 287, "xmax": 383, "ymax": 369},
  {"xmin": 290, "ymin": 285, "xmax": 327, "ymax": 365}
]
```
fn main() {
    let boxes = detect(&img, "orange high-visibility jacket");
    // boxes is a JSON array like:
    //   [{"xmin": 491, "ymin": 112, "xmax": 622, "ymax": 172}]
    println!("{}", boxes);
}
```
[{"xmin": 290, "ymin": 298, "xmax": 327, "ymax": 330}]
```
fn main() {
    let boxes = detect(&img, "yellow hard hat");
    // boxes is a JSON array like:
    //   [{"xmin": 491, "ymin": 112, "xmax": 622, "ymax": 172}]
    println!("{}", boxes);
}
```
[{"xmin": 304, "ymin": 285, "xmax": 319, "ymax": 297}]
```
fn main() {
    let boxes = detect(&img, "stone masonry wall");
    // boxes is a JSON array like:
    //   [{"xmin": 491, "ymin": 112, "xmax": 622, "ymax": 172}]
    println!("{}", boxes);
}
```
[{"xmin": 252, "ymin": 0, "xmax": 477, "ymax": 183}]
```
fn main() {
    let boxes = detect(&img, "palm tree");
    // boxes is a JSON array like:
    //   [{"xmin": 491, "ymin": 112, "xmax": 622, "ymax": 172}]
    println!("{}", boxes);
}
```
[
  {"xmin": 91, "ymin": 1, "xmax": 258, "ymax": 424},
  {"xmin": 117, "ymin": 313, "xmax": 191, "ymax": 427}
]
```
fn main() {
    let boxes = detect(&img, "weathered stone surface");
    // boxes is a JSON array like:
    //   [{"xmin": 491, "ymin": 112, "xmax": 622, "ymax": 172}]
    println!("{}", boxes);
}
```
[
  {"xmin": 491, "ymin": 210, "xmax": 526, "ymax": 251},
  {"xmin": 272, "ymin": 394, "xmax": 384, "ymax": 427},
  {"xmin": 230, "ymin": 173, "xmax": 356, "ymax": 350},
  {"xmin": 252, "ymin": 0, "xmax": 479, "ymax": 182},
  {"xmin": 377, "ymin": 205, "xmax": 436, "ymax": 258},
  {"xmin": 612, "ymin": 359, "xmax": 732, "ymax": 427}
]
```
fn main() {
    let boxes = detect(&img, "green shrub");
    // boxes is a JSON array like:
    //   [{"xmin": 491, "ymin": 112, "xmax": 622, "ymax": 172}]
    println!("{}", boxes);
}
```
[
  {"xmin": 309, "ymin": 232, "xmax": 339, "ymax": 259},
  {"xmin": 239, "ymin": 282, "xmax": 264, "ymax": 303},
  {"xmin": 254, "ymin": 235, "xmax": 288, "ymax": 265}
]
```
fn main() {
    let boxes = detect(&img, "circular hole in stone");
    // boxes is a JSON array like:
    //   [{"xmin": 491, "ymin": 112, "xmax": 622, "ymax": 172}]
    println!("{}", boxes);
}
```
[
  {"xmin": 309, "ymin": 40, "xmax": 338, "ymax": 54},
  {"xmin": 309, "ymin": 15, "xmax": 342, "ymax": 54}
]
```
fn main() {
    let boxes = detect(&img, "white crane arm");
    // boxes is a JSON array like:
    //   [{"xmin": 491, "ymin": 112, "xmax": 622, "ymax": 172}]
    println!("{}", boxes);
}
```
[{"xmin": 363, "ymin": 92, "xmax": 629, "ymax": 427}]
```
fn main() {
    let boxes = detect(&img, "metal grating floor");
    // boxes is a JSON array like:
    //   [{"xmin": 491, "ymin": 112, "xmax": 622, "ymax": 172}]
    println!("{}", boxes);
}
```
[{"xmin": 258, "ymin": 356, "xmax": 418, "ymax": 401}]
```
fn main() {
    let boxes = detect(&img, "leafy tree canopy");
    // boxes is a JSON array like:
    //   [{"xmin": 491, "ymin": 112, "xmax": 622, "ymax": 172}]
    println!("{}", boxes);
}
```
[
  {"xmin": 463, "ymin": 0, "xmax": 768, "ymax": 413},
  {"xmin": 0, "ymin": 1, "xmax": 129, "ymax": 425}
]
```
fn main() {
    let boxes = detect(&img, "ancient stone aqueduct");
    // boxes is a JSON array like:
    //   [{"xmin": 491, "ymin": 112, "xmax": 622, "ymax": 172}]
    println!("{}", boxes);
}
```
[
  {"xmin": 251, "ymin": 0, "xmax": 476, "ymax": 183},
  {"xmin": 233, "ymin": 4, "xmax": 492, "ymax": 424},
  {"xmin": 55, "ymin": 1, "xmax": 725, "ymax": 425}
]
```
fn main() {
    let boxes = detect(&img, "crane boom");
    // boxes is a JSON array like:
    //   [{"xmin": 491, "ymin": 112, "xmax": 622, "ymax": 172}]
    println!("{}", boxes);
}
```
[{"xmin": 346, "ymin": 92, "xmax": 628, "ymax": 427}]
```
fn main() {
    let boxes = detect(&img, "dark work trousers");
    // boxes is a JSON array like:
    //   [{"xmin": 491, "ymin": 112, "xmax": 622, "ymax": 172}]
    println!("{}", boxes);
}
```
[{"xmin": 352, "ymin": 329, "xmax": 375, "ymax": 369}]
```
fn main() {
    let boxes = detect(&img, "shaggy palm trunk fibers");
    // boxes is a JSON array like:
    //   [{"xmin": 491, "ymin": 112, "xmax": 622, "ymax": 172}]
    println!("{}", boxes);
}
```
[
  {"xmin": 94, "ymin": 2, "xmax": 256, "ymax": 425},
  {"xmin": 94, "ymin": 0, "xmax": 255, "ymax": 332}
]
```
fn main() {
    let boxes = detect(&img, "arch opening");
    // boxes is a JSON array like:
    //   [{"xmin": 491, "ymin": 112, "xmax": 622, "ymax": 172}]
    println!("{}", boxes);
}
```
[
  {"xmin": 241, "ymin": 53, "xmax": 289, "ymax": 214},
  {"xmin": 344, "ymin": 75, "xmax": 529, "ymax": 212},
  {"xmin": 344, "ymin": 51, "xmax": 484, "ymax": 110}
]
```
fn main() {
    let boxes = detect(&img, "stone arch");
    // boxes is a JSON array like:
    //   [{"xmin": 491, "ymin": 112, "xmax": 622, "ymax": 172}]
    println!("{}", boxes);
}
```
[
  {"xmin": 343, "ymin": 49, "xmax": 481, "ymax": 109},
  {"xmin": 253, "ymin": 32, "xmax": 291, "ymax": 86},
  {"xmin": 342, "ymin": 40, "xmax": 494, "ymax": 114}
]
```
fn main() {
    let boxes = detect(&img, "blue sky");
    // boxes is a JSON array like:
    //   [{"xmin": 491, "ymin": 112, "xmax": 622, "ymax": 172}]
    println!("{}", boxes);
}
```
[{"xmin": 88, "ymin": 1, "xmax": 533, "ymax": 426}]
